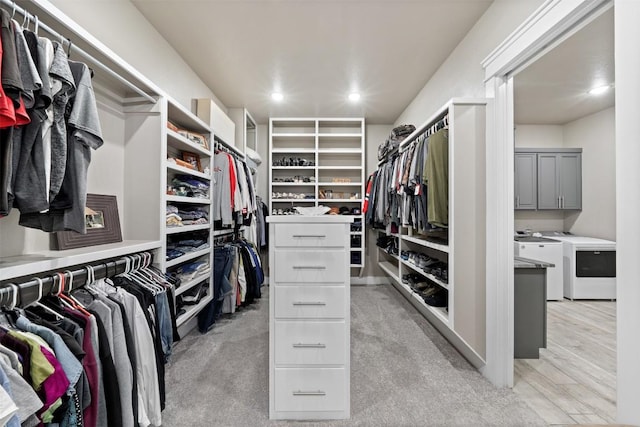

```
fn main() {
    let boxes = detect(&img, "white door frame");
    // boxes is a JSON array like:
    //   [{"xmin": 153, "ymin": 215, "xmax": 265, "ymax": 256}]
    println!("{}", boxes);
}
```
[{"xmin": 480, "ymin": 0, "xmax": 611, "ymax": 388}]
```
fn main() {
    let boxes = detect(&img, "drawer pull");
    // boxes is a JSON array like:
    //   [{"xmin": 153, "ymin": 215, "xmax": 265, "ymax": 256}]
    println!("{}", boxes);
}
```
[
  {"xmin": 292, "ymin": 234, "xmax": 326, "ymax": 238},
  {"xmin": 293, "ymin": 266, "xmax": 326, "ymax": 270},
  {"xmin": 292, "ymin": 301, "xmax": 326, "ymax": 306},
  {"xmin": 293, "ymin": 390, "xmax": 326, "ymax": 396},
  {"xmin": 293, "ymin": 343, "xmax": 326, "ymax": 348}
]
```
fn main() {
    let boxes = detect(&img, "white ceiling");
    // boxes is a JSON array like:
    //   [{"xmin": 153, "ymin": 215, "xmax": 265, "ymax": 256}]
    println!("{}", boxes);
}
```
[
  {"xmin": 130, "ymin": 0, "xmax": 493, "ymax": 124},
  {"xmin": 514, "ymin": 8, "xmax": 614, "ymax": 125}
]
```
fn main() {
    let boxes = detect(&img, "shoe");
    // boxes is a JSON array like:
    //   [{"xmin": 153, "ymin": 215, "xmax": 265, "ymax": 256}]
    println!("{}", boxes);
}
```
[{"xmin": 423, "ymin": 289, "xmax": 448, "ymax": 307}]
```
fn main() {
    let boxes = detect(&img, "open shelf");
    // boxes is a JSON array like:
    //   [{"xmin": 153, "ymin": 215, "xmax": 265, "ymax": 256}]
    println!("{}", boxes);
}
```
[
  {"xmin": 165, "ymin": 248, "xmax": 210, "ymax": 268},
  {"xmin": 270, "ymin": 117, "xmax": 365, "ymax": 273},
  {"xmin": 399, "ymin": 259, "xmax": 449, "ymax": 290},
  {"xmin": 175, "ymin": 272, "xmax": 211, "ymax": 296},
  {"xmin": 165, "ymin": 224, "xmax": 210, "ymax": 234},
  {"xmin": 167, "ymin": 129, "xmax": 211, "ymax": 156},
  {"xmin": 166, "ymin": 162, "xmax": 211, "ymax": 180},
  {"xmin": 166, "ymin": 195, "xmax": 211, "ymax": 205},
  {"xmin": 0, "ymin": 240, "xmax": 162, "ymax": 281},
  {"xmin": 402, "ymin": 234, "xmax": 449, "ymax": 253},
  {"xmin": 176, "ymin": 293, "xmax": 214, "ymax": 326}
]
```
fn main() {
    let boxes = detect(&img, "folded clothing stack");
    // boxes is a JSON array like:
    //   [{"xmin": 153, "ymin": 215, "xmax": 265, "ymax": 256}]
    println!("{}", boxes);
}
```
[
  {"xmin": 377, "ymin": 124, "xmax": 416, "ymax": 160},
  {"xmin": 173, "ymin": 259, "xmax": 211, "ymax": 283},
  {"xmin": 171, "ymin": 175, "xmax": 210, "ymax": 199},
  {"xmin": 166, "ymin": 230, "xmax": 210, "ymax": 260}
]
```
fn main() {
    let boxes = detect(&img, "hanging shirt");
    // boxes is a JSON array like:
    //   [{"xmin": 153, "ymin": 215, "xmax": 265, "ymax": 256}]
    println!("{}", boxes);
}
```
[
  {"xmin": 108, "ymin": 288, "xmax": 161, "ymax": 427},
  {"xmin": 9, "ymin": 30, "xmax": 52, "ymax": 215},
  {"xmin": 425, "ymin": 128, "xmax": 449, "ymax": 228},
  {"xmin": 0, "ymin": 358, "xmax": 41, "ymax": 424},
  {"xmin": 213, "ymin": 152, "xmax": 233, "ymax": 226},
  {"xmin": 47, "ymin": 41, "xmax": 75, "ymax": 202}
]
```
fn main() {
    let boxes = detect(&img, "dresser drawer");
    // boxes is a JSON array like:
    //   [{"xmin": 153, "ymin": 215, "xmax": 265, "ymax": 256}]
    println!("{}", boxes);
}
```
[
  {"xmin": 274, "ymin": 286, "xmax": 345, "ymax": 319},
  {"xmin": 274, "ymin": 368, "xmax": 346, "ymax": 412},
  {"xmin": 275, "ymin": 321, "xmax": 346, "ymax": 365},
  {"xmin": 274, "ymin": 250, "xmax": 347, "ymax": 283},
  {"xmin": 275, "ymin": 223, "xmax": 346, "ymax": 248}
]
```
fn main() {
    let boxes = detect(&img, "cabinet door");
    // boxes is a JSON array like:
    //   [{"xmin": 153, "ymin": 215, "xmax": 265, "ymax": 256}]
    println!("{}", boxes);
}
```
[
  {"xmin": 537, "ymin": 154, "xmax": 560, "ymax": 209},
  {"xmin": 514, "ymin": 153, "xmax": 537, "ymax": 210},
  {"xmin": 558, "ymin": 153, "xmax": 581, "ymax": 210}
]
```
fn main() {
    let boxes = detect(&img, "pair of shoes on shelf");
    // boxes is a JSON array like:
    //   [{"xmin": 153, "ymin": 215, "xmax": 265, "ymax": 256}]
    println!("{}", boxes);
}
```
[{"xmin": 422, "ymin": 288, "xmax": 448, "ymax": 308}]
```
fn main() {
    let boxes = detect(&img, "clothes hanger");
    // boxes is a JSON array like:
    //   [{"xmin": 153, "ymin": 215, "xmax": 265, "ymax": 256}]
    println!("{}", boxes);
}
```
[
  {"xmin": 128, "ymin": 254, "xmax": 163, "ymax": 294},
  {"xmin": 0, "ymin": 284, "xmax": 19, "ymax": 328},
  {"xmin": 55, "ymin": 272, "xmax": 91, "ymax": 317},
  {"xmin": 64, "ymin": 270, "xmax": 94, "ymax": 315},
  {"xmin": 28, "ymin": 277, "xmax": 65, "ymax": 320}
]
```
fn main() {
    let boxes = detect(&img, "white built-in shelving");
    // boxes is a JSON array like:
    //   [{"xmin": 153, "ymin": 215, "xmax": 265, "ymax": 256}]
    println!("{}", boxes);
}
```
[
  {"xmin": 163, "ymin": 98, "xmax": 214, "ymax": 331},
  {"xmin": 269, "ymin": 118, "xmax": 366, "ymax": 271},
  {"xmin": 374, "ymin": 98, "xmax": 487, "ymax": 369}
]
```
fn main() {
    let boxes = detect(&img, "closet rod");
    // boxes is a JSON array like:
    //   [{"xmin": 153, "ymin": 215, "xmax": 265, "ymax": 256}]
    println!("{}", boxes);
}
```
[
  {"xmin": 399, "ymin": 112, "xmax": 449, "ymax": 151},
  {"xmin": 214, "ymin": 136, "xmax": 245, "ymax": 159},
  {"xmin": 0, "ymin": 0, "xmax": 157, "ymax": 104},
  {"xmin": 0, "ymin": 251, "xmax": 152, "ymax": 309}
]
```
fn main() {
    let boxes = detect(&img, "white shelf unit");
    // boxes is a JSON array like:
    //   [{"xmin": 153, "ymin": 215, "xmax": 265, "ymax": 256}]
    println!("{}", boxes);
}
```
[
  {"xmin": 163, "ymin": 99, "xmax": 214, "ymax": 331},
  {"xmin": 269, "ymin": 118, "xmax": 365, "ymax": 271},
  {"xmin": 374, "ymin": 99, "xmax": 487, "ymax": 369}
]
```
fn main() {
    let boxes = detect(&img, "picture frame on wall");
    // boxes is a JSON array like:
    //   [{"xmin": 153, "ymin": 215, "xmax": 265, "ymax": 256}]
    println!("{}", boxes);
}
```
[{"xmin": 55, "ymin": 194, "xmax": 123, "ymax": 250}]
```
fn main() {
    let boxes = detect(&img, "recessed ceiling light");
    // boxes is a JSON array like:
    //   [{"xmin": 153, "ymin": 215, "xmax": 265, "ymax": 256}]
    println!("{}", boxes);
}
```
[
  {"xmin": 348, "ymin": 92, "xmax": 361, "ymax": 102},
  {"xmin": 271, "ymin": 92, "xmax": 283, "ymax": 101},
  {"xmin": 588, "ymin": 85, "xmax": 611, "ymax": 96}
]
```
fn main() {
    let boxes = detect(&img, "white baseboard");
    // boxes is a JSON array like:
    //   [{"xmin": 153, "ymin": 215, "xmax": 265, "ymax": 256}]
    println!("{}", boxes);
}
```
[{"xmin": 350, "ymin": 276, "xmax": 389, "ymax": 286}]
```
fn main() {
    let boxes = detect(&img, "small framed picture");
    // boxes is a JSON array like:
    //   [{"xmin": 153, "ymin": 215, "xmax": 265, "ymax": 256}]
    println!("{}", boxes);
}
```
[
  {"xmin": 55, "ymin": 194, "xmax": 122, "ymax": 250},
  {"xmin": 182, "ymin": 151, "xmax": 202, "ymax": 172}
]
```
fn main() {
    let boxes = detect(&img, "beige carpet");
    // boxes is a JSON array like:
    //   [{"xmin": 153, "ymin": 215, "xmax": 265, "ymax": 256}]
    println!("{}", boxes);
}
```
[{"xmin": 160, "ymin": 284, "xmax": 545, "ymax": 426}]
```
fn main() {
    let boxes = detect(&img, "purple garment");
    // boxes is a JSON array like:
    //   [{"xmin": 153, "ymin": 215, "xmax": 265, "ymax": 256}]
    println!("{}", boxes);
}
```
[
  {"xmin": 64, "ymin": 309, "xmax": 99, "ymax": 427},
  {"xmin": 39, "ymin": 346, "xmax": 70, "ymax": 414}
]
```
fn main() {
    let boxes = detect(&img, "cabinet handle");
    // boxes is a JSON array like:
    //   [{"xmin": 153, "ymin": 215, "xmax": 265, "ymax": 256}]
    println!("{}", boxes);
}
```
[
  {"xmin": 293, "ymin": 390, "xmax": 326, "ymax": 396},
  {"xmin": 557, "ymin": 197, "xmax": 560, "ymax": 208},
  {"xmin": 516, "ymin": 196, "xmax": 520, "ymax": 208},
  {"xmin": 293, "ymin": 343, "xmax": 326, "ymax": 348},
  {"xmin": 293, "ymin": 266, "xmax": 326, "ymax": 270},
  {"xmin": 561, "ymin": 196, "xmax": 565, "ymax": 208},
  {"xmin": 292, "ymin": 235, "xmax": 326, "ymax": 238},
  {"xmin": 292, "ymin": 301, "xmax": 326, "ymax": 306}
]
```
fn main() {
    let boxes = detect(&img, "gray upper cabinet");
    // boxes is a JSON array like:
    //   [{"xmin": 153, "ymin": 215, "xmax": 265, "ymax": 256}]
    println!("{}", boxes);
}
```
[
  {"xmin": 515, "ymin": 148, "xmax": 582, "ymax": 211},
  {"xmin": 514, "ymin": 153, "xmax": 538, "ymax": 210},
  {"xmin": 537, "ymin": 152, "xmax": 582, "ymax": 210}
]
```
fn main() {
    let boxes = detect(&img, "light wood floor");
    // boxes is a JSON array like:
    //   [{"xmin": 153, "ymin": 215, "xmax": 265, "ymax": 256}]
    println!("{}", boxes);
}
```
[{"xmin": 513, "ymin": 299, "xmax": 617, "ymax": 425}]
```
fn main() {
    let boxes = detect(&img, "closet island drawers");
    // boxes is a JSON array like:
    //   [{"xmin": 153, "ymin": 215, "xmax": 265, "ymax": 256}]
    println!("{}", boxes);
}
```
[
  {"xmin": 274, "ymin": 286, "xmax": 345, "ymax": 318},
  {"xmin": 274, "ymin": 250, "xmax": 346, "ymax": 283},
  {"xmin": 274, "ymin": 321, "xmax": 346, "ymax": 365},
  {"xmin": 268, "ymin": 216, "xmax": 352, "ymax": 420},
  {"xmin": 274, "ymin": 368, "xmax": 347, "ymax": 412},
  {"xmin": 275, "ymin": 223, "xmax": 345, "ymax": 248}
]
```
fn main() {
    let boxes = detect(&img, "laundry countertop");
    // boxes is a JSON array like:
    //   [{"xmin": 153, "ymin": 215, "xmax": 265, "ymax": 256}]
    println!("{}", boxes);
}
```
[{"xmin": 514, "ymin": 256, "xmax": 555, "ymax": 269}]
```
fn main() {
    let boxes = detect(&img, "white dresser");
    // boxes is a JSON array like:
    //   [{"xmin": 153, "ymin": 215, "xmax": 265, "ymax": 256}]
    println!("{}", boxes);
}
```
[{"xmin": 267, "ymin": 216, "xmax": 352, "ymax": 420}]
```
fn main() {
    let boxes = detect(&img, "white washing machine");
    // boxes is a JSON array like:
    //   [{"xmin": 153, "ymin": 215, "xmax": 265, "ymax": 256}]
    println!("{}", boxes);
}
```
[
  {"xmin": 540, "ymin": 232, "xmax": 616, "ymax": 300},
  {"xmin": 514, "ymin": 237, "xmax": 564, "ymax": 300}
]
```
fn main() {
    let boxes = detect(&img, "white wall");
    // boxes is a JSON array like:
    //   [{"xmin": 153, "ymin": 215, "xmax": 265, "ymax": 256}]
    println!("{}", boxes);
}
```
[
  {"xmin": 395, "ymin": 0, "xmax": 547, "ymax": 127},
  {"xmin": 563, "ymin": 107, "xmax": 615, "ymax": 240},
  {"xmin": 48, "ymin": 0, "xmax": 224, "ymax": 112},
  {"xmin": 615, "ymin": 2, "xmax": 640, "ymax": 422}
]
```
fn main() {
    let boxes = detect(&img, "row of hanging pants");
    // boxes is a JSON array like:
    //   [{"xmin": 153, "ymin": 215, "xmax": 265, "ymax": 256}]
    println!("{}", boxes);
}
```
[
  {"xmin": 198, "ymin": 239, "xmax": 264, "ymax": 333},
  {"xmin": 0, "ymin": 265, "xmax": 179, "ymax": 427}
]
